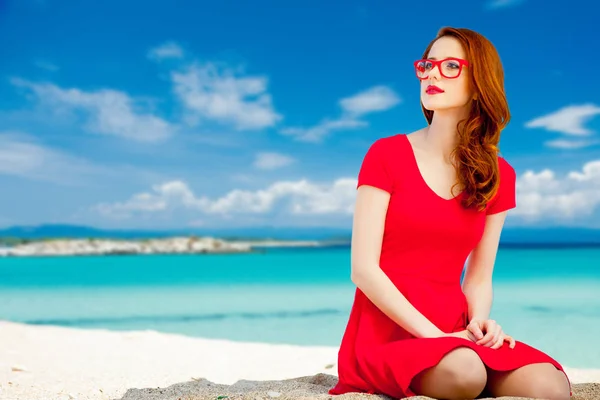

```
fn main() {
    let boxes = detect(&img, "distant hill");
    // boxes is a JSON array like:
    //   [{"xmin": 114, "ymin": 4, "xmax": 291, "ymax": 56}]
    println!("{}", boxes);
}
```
[{"xmin": 0, "ymin": 224, "xmax": 352, "ymax": 242}]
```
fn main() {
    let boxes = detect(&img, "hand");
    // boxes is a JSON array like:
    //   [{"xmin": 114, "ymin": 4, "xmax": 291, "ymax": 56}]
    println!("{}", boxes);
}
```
[{"xmin": 467, "ymin": 319, "xmax": 516, "ymax": 349}]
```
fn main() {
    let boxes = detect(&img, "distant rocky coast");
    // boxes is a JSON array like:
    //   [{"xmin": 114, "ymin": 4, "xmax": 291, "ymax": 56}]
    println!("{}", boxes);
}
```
[
  {"xmin": 0, "ymin": 236, "xmax": 253, "ymax": 257},
  {"xmin": 0, "ymin": 236, "xmax": 332, "ymax": 257}
]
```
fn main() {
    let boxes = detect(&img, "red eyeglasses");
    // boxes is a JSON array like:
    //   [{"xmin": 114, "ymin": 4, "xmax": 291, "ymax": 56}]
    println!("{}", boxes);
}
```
[{"xmin": 414, "ymin": 58, "xmax": 469, "ymax": 80}]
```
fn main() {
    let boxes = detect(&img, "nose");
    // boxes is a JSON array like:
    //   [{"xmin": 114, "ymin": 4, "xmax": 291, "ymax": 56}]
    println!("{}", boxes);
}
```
[{"xmin": 427, "ymin": 63, "xmax": 441, "ymax": 81}]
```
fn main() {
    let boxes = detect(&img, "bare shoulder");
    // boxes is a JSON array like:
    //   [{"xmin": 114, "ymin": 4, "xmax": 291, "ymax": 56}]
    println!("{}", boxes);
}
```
[
  {"xmin": 406, "ymin": 127, "xmax": 428, "ymax": 137},
  {"xmin": 402, "ymin": 128, "xmax": 431, "ymax": 158},
  {"xmin": 404, "ymin": 128, "xmax": 427, "ymax": 145}
]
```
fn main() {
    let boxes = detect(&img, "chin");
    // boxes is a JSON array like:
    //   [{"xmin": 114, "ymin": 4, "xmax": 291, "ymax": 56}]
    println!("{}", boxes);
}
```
[
  {"xmin": 421, "ymin": 98, "xmax": 468, "ymax": 113},
  {"xmin": 421, "ymin": 100, "xmax": 449, "ymax": 111}
]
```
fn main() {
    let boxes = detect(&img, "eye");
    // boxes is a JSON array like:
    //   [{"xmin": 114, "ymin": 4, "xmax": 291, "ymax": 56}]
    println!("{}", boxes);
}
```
[
  {"xmin": 424, "ymin": 61, "xmax": 433, "ymax": 70},
  {"xmin": 445, "ymin": 61, "xmax": 459, "ymax": 69}
]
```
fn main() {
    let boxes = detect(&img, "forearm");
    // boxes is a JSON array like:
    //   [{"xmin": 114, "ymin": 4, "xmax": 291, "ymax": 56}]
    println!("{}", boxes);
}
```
[
  {"xmin": 352, "ymin": 266, "xmax": 444, "ymax": 339},
  {"xmin": 463, "ymin": 281, "xmax": 493, "ymax": 322}
]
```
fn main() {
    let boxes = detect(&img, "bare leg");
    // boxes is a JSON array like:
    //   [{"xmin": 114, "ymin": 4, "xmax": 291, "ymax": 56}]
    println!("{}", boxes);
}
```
[
  {"xmin": 486, "ymin": 363, "xmax": 571, "ymax": 400},
  {"xmin": 410, "ymin": 347, "xmax": 487, "ymax": 400}
]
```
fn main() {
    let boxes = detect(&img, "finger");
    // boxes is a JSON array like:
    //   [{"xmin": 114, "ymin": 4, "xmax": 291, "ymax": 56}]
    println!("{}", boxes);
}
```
[
  {"xmin": 466, "ymin": 330, "xmax": 478, "ymax": 342},
  {"xmin": 484, "ymin": 319, "xmax": 497, "ymax": 332},
  {"xmin": 476, "ymin": 327, "xmax": 493, "ymax": 344},
  {"xmin": 491, "ymin": 335, "xmax": 504, "ymax": 350},
  {"xmin": 484, "ymin": 325, "xmax": 502, "ymax": 348},
  {"xmin": 483, "ymin": 322, "xmax": 502, "ymax": 347},
  {"xmin": 482, "ymin": 319, "xmax": 496, "ymax": 333},
  {"xmin": 507, "ymin": 335, "xmax": 516, "ymax": 349},
  {"xmin": 477, "ymin": 331, "xmax": 495, "ymax": 346},
  {"xmin": 489, "ymin": 325, "xmax": 503, "ymax": 348},
  {"xmin": 485, "ymin": 332, "xmax": 500, "ymax": 347},
  {"xmin": 468, "ymin": 322, "xmax": 484, "ymax": 340}
]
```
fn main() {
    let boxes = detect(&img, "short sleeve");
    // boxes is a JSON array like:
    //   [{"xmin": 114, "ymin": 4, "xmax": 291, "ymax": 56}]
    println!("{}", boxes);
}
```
[
  {"xmin": 356, "ymin": 138, "xmax": 394, "ymax": 194},
  {"xmin": 486, "ymin": 157, "xmax": 517, "ymax": 215}
]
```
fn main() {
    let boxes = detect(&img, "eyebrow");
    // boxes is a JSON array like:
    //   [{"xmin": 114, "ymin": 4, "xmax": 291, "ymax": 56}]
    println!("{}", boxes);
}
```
[{"xmin": 426, "ymin": 56, "xmax": 459, "ymax": 60}]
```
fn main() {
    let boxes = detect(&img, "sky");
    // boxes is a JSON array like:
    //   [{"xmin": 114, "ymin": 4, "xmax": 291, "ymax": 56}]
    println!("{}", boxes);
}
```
[{"xmin": 1, "ymin": 0, "xmax": 599, "ymax": 230}]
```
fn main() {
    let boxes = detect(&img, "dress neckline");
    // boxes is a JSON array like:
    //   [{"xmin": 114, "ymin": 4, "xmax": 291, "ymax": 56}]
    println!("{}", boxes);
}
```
[{"xmin": 401, "ymin": 133, "xmax": 464, "ymax": 202}]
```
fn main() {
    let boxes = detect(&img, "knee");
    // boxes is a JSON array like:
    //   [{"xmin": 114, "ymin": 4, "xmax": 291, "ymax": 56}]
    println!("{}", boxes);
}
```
[
  {"xmin": 528, "ymin": 371, "xmax": 570, "ymax": 400},
  {"xmin": 449, "ymin": 350, "xmax": 487, "ymax": 397}
]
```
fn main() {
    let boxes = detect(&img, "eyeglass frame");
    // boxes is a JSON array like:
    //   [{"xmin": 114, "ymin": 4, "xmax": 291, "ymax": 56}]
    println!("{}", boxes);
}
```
[{"xmin": 413, "ymin": 57, "xmax": 470, "ymax": 80}]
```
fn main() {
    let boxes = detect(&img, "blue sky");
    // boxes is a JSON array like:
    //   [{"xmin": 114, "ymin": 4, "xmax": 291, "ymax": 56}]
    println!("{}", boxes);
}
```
[{"xmin": 1, "ymin": 0, "xmax": 599, "ymax": 230}]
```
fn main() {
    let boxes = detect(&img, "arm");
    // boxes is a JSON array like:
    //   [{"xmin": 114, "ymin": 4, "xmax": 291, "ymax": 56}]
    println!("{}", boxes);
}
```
[
  {"xmin": 350, "ymin": 185, "xmax": 445, "ymax": 339},
  {"xmin": 461, "ymin": 158, "xmax": 518, "ymax": 349},
  {"xmin": 462, "ymin": 211, "xmax": 508, "ymax": 322}
]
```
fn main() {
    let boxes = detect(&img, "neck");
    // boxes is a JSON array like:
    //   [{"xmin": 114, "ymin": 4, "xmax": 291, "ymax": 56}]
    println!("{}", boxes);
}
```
[{"xmin": 423, "ymin": 108, "xmax": 468, "ymax": 163}]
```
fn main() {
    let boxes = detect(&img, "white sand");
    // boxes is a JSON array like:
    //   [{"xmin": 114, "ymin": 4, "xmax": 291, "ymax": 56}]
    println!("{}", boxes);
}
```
[{"xmin": 0, "ymin": 320, "xmax": 598, "ymax": 400}]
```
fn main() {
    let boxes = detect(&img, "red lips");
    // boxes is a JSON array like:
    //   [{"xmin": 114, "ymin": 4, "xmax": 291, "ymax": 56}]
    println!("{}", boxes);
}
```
[{"xmin": 426, "ymin": 85, "xmax": 444, "ymax": 94}]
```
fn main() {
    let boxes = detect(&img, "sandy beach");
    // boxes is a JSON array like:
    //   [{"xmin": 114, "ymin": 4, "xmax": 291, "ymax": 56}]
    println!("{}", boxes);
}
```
[{"xmin": 0, "ymin": 320, "xmax": 598, "ymax": 400}]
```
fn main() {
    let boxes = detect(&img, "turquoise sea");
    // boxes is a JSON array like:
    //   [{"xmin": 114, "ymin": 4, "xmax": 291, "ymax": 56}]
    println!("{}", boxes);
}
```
[{"xmin": 0, "ymin": 245, "xmax": 599, "ymax": 368}]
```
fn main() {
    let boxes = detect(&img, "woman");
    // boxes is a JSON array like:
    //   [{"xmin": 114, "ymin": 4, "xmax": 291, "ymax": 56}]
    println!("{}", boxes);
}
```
[{"xmin": 329, "ymin": 27, "xmax": 572, "ymax": 400}]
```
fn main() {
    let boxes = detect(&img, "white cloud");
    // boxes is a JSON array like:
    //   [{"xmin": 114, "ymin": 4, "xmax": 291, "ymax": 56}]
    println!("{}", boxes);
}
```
[
  {"xmin": 148, "ymin": 41, "xmax": 184, "ymax": 61},
  {"xmin": 0, "ymin": 132, "xmax": 107, "ymax": 185},
  {"xmin": 171, "ymin": 62, "xmax": 282, "ymax": 130},
  {"xmin": 280, "ymin": 117, "xmax": 368, "ymax": 143},
  {"xmin": 513, "ymin": 160, "xmax": 600, "ymax": 220},
  {"xmin": 339, "ymin": 85, "xmax": 401, "ymax": 116},
  {"xmin": 280, "ymin": 85, "xmax": 399, "ymax": 142},
  {"xmin": 11, "ymin": 78, "xmax": 176, "ymax": 142},
  {"xmin": 95, "ymin": 177, "xmax": 358, "ymax": 219},
  {"xmin": 253, "ymin": 152, "xmax": 295, "ymax": 170},
  {"xmin": 525, "ymin": 104, "xmax": 600, "ymax": 136},
  {"xmin": 486, "ymin": 0, "xmax": 525, "ymax": 9},
  {"xmin": 95, "ymin": 158, "xmax": 600, "ymax": 226},
  {"xmin": 545, "ymin": 139, "xmax": 600, "ymax": 149}
]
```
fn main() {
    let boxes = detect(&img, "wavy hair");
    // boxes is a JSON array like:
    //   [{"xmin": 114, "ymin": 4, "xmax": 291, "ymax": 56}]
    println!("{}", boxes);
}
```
[{"xmin": 420, "ymin": 27, "xmax": 510, "ymax": 211}]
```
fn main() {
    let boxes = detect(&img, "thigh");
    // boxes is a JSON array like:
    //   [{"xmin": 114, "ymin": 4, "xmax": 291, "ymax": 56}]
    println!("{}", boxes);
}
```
[
  {"xmin": 410, "ymin": 347, "xmax": 487, "ymax": 400},
  {"xmin": 486, "ymin": 362, "xmax": 570, "ymax": 400}
]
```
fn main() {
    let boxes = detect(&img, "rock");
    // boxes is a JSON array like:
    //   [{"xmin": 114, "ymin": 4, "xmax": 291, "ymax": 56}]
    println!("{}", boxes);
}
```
[{"xmin": 267, "ymin": 391, "xmax": 281, "ymax": 398}]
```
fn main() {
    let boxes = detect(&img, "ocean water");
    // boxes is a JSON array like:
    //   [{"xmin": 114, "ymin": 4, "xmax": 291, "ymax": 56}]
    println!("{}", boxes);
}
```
[{"xmin": 0, "ymin": 246, "xmax": 599, "ymax": 369}]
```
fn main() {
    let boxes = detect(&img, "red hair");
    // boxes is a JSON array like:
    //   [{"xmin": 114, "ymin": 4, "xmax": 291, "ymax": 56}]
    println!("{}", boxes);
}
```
[{"xmin": 420, "ymin": 27, "xmax": 510, "ymax": 211}]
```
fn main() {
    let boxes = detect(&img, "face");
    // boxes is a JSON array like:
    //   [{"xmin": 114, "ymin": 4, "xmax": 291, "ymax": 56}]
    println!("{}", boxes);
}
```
[{"xmin": 418, "ymin": 36, "xmax": 473, "ymax": 113}]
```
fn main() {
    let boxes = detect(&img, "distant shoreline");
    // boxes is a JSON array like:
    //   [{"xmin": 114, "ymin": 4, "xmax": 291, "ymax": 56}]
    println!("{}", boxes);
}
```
[
  {"xmin": 0, "ymin": 236, "xmax": 351, "ymax": 257},
  {"xmin": 0, "ymin": 236, "xmax": 251, "ymax": 257},
  {"xmin": 2, "ymin": 224, "xmax": 600, "ymax": 250},
  {"xmin": 0, "ymin": 236, "xmax": 599, "ymax": 258}
]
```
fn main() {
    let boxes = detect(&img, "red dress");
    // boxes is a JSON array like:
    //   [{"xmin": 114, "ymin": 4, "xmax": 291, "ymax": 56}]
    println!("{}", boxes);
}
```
[{"xmin": 330, "ymin": 133, "xmax": 571, "ymax": 398}]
